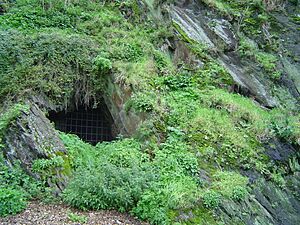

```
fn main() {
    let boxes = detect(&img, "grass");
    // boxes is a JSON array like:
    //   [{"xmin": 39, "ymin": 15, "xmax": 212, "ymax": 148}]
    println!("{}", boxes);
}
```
[{"xmin": 1, "ymin": 0, "xmax": 299, "ymax": 224}]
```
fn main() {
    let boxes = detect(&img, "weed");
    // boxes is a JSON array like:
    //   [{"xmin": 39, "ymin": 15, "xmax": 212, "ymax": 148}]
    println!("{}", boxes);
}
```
[
  {"xmin": 67, "ymin": 211, "xmax": 87, "ymax": 224},
  {"xmin": 0, "ymin": 187, "xmax": 27, "ymax": 217}
]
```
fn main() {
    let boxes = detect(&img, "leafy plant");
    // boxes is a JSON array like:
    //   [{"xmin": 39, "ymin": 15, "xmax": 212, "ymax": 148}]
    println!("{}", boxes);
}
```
[
  {"xmin": 232, "ymin": 186, "xmax": 248, "ymax": 201},
  {"xmin": 0, "ymin": 187, "xmax": 27, "ymax": 217},
  {"xmin": 67, "ymin": 211, "xmax": 87, "ymax": 224},
  {"xmin": 93, "ymin": 56, "xmax": 112, "ymax": 73},
  {"xmin": 63, "ymin": 138, "xmax": 153, "ymax": 212},
  {"xmin": 202, "ymin": 190, "xmax": 222, "ymax": 209},
  {"xmin": 0, "ymin": 153, "xmax": 42, "ymax": 200}
]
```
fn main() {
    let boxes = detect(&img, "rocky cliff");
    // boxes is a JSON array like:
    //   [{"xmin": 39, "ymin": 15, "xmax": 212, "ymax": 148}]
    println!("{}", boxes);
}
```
[{"xmin": 0, "ymin": 0, "xmax": 299, "ymax": 224}]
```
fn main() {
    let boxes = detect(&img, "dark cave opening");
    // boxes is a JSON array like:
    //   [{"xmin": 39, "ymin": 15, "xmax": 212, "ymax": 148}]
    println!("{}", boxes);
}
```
[{"xmin": 48, "ymin": 104, "xmax": 115, "ymax": 145}]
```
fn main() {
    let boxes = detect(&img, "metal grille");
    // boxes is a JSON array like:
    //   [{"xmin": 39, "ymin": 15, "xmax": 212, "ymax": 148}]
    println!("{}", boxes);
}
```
[{"xmin": 49, "ymin": 105, "xmax": 113, "ymax": 145}]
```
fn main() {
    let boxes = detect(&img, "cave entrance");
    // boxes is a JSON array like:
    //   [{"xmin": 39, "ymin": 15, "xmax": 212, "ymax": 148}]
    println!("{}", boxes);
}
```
[{"xmin": 48, "ymin": 103, "xmax": 115, "ymax": 145}]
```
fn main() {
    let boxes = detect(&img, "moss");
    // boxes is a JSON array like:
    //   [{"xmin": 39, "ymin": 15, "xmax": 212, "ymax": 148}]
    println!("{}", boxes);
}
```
[
  {"xmin": 55, "ymin": 151, "xmax": 72, "ymax": 177},
  {"xmin": 0, "ymin": 103, "xmax": 29, "ymax": 143},
  {"xmin": 185, "ymin": 206, "xmax": 220, "ymax": 225},
  {"xmin": 172, "ymin": 21, "xmax": 196, "ymax": 44},
  {"xmin": 1, "ymin": 0, "xmax": 300, "ymax": 224},
  {"xmin": 210, "ymin": 171, "xmax": 248, "ymax": 200}
]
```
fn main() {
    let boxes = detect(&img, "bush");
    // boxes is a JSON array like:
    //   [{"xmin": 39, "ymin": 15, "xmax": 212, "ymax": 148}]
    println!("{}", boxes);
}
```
[
  {"xmin": 0, "ymin": 153, "xmax": 42, "ymax": 199},
  {"xmin": 0, "ymin": 30, "xmax": 100, "ymax": 105},
  {"xmin": 63, "ymin": 139, "xmax": 153, "ymax": 212},
  {"xmin": 232, "ymin": 186, "xmax": 248, "ymax": 201},
  {"xmin": 202, "ymin": 190, "xmax": 221, "ymax": 209},
  {"xmin": 111, "ymin": 41, "xmax": 144, "ymax": 62},
  {"xmin": 0, "ymin": 187, "xmax": 27, "ymax": 217},
  {"xmin": 63, "ymin": 162, "xmax": 152, "ymax": 212},
  {"xmin": 93, "ymin": 56, "xmax": 112, "ymax": 73},
  {"xmin": 133, "ymin": 176, "xmax": 199, "ymax": 225}
]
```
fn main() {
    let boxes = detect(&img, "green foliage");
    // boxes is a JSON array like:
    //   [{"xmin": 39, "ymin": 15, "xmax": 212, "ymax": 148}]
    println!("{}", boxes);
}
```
[
  {"xmin": 0, "ymin": 0, "xmax": 107, "ymax": 31},
  {"xmin": 59, "ymin": 132, "xmax": 95, "ymax": 169},
  {"xmin": 0, "ymin": 152, "xmax": 42, "ymax": 217},
  {"xmin": 0, "ymin": 153, "xmax": 42, "ymax": 195},
  {"xmin": 202, "ymin": 190, "xmax": 222, "ymax": 209},
  {"xmin": 270, "ymin": 172, "xmax": 286, "ymax": 188},
  {"xmin": 162, "ymin": 73, "xmax": 194, "ymax": 91},
  {"xmin": 111, "ymin": 41, "xmax": 144, "ymax": 62},
  {"xmin": 60, "ymin": 133, "xmax": 202, "ymax": 224},
  {"xmin": 67, "ymin": 211, "xmax": 87, "ymax": 224},
  {"xmin": 153, "ymin": 50, "xmax": 174, "ymax": 75},
  {"xmin": 195, "ymin": 61, "xmax": 233, "ymax": 88},
  {"xmin": 132, "ymin": 137, "xmax": 200, "ymax": 224},
  {"xmin": 32, "ymin": 156, "xmax": 64, "ymax": 173},
  {"xmin": 63, "ymin": 138, "xmax": 153, "ymax": 212},
  {"xmin": 0, "ymin": 104, "xmax": 29, "ymax": 137},
  {"xmin": 93, "ymin": 56, "xmax": 112, "ymax": 73},
  {"xmin": 0, "ymin": 187, "xmax": 27, "ymax": 217},
  {"xmin": 270, "ymin": 116, "xmax": 298, "ymax": 142},
  {"xmin": 232, "ymin": 186, "xmax": 248, "ymax": 201},
  {"xmin": 133, "ymin": 176, "xmax": 199, "ymax": 225},
  {"xmin": 200, "ymin": 171, "xmax": 248, "ymax": 209},
  {"xmin": 1, "ymin": 0, "xmax": 299, "ymax": 224},
  {"xmin": 211, "ymin": 171, "xmax": 248, "ymax": 200},
  {"xmin": 0, "ymin": 30, "xmax": 102, "ymax": 105},
  {"xmin": 255, "ymin": 52, "xmax": 278, "ymax": 72},
  {"xmin": 126, "ymin": 92, "xmax": 156, "ymax": 112},
  {"xmin": 64, "ymin": 163, "xmax": 152, "ymax": 212}
]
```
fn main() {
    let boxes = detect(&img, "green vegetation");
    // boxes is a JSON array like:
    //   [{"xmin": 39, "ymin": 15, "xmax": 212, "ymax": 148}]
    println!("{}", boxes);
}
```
[
  {"xmin": 201, "ymin": 0, "xmax": 284, "ymax": 80},
  {"xmin": 0, "ymin": 104, "xmax": 42, "ymax": 216},
  {"xmin": 0, "ymin": 0, "xmax": 299, "ymax": 224},
  {"xmin": 0, "ymin": 104, "xmax": 29, "ymax": 137},
  {"xmin": 0, "ymin": 187, "xmax": 27, "ymax": 217},
  {"xmin": 67, "ymin": 211, "xmax": 87, "ymax": 224},
  {"xmin": 0, "ymin": 153, "xmax": 42, "ymax": 216},
  {"xmin": 238, "ymin": 36, "xmax": 280, "ymax": 79}
]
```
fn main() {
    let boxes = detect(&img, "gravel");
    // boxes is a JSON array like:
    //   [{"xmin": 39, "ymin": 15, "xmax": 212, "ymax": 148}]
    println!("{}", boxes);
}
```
[{"xmin": 0, "ymin": 201, "xmax": 148, "ymax": 225}]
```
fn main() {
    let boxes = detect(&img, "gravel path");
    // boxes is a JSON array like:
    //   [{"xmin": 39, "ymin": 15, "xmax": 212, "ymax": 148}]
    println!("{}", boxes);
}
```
[{"xmin": 0, "ymin": 201, "xmax": 148, "ymax": 225}]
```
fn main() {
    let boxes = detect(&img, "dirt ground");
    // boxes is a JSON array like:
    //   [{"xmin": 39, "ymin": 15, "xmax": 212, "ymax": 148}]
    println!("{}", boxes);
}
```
[{"xmin": 0, "ymin": 201, "xmax": 148, "ymax": 225}]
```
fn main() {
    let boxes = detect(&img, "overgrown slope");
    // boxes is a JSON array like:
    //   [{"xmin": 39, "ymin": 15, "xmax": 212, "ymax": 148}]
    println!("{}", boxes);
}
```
[{"xmin": 0, "ymin": 0, "xmax": 299, "ymax": 224}]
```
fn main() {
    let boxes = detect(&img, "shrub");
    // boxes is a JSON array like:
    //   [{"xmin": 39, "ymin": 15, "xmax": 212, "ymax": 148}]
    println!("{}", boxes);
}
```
[
  {"xmin": 110, "ymin": 40, "xmax": 144, "ymax": 62},
  {"xmin": 63, "ymin": 162, "xmax": 152, "ymax": 212},
  {"xmin": 0, "ymin": 187, "xmax": 27, "ymax": 217},
  {"xmin": 0, "ymin": 30, "xmax": 100, "ymax": 105},
  {"xmin": 0, "ymin": 153, "xmax": 42, "ymax": 199},
  {"xmin": 255, "ymin": 52, "xmax": 277, "ymax": 72},
  {"xmin": 202, "ymin": 190, "xmax": 222, "ymax": 209},
  {"xmin": 232, "ymin": 186, "xmax": 248, "ymax": 201},
  {"xmin": 93, "ymin": 56, "xmax": 112, "ymax": 73},
  {"xmin": 133, "ymin": 176, "xmax": 199, "ymax": 225},
  {"xmin": 63, "ymin": 139, "xmax": 153, "ymax": 212}
]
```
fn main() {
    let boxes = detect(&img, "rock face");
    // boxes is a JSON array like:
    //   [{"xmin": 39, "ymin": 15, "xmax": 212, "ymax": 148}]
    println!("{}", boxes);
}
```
[
  {"xmin": 168, "ymin": 0, "xmax": 300, "ymax": 224},
  {"xmin": 170, "ymin": 0, "xmax": 282, "ymax": 108},
  {"xmin": 3, "ymin": 102, "xmax": 68, "ymax": 191},
  {"xmin": 104, "ymin": 75, "xmax": 144, "ymax": 136},
  {"xmin": 219, "ymin": 53, "xmax": 277, "ymax": 107},
  {"xmin": 218, "ymin": 175, "xmax": 300, "ymax": 225}
]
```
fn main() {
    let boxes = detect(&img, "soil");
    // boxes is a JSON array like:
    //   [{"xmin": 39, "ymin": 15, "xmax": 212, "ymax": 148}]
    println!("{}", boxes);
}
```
[{"xmin": 0, "ymin": 201, "xmax": 148, "ymax": 225}]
